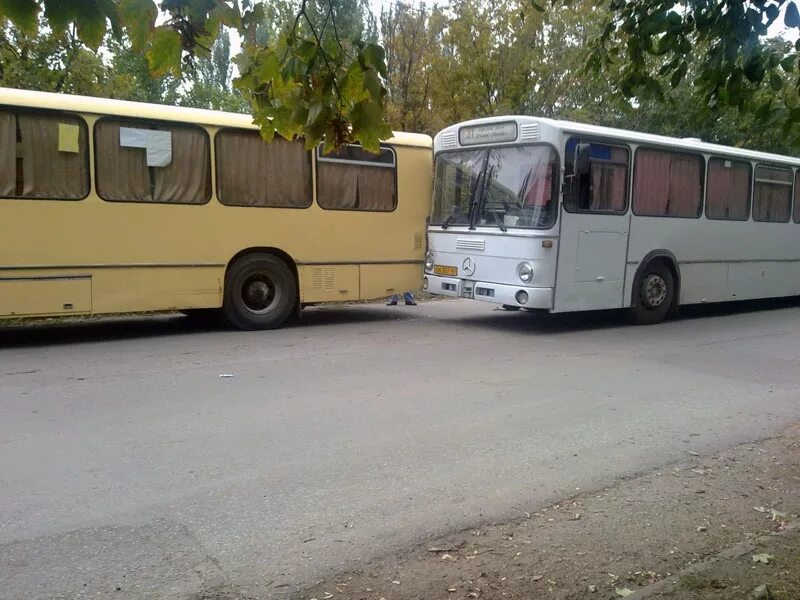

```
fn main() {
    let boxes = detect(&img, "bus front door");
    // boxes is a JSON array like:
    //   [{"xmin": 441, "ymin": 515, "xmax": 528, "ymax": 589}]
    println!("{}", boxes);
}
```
[{"xmin": 554, "ymin": 209, "xmax": 631, "ymax": 313}]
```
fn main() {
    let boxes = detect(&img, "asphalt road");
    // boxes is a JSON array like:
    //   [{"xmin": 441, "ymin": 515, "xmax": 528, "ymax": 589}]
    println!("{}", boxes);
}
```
[{"xmin": 2, "ymin": 299, "xmax": 800, "ymax": 599}]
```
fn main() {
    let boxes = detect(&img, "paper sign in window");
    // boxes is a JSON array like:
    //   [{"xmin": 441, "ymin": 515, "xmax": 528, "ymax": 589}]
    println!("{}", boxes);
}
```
[
  {"xmin": 119, "ymin": 127, "xmax": 173, "ymax": 167},
  {"xmin": 58, "ymin": 123, "xmax": 80, "ymax": 153},
  {"xmin": 144, "ymin": 130, "xmax": 172, "ymax": 167}
]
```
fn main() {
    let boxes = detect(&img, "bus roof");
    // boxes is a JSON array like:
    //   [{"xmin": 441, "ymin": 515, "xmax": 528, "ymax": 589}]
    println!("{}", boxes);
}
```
[
  {"xmin": 0, "ymin": 87, "xmax": 432, "ymax": 149},
  {"xmin": 435, "ymin": 114, "xmax": 800, "ymax": 167}
]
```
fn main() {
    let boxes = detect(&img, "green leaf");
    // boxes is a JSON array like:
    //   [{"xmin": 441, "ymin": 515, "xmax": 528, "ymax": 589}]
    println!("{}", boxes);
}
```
[
  {"xmin": 75, "ymin": 13, "xmax": 109, "ymax": 49},
  {"xmin": 119, "ymin": 0, "xmax": 157, "ymax": 51},
  {"xmin": 215, "ymin": 1, "xmax": 240, "ymax": 27},
  {"xmin": 362, "ymin": 43, "xmax": 387, "ymax": 77},
  {"xmin": 781, "ymin": 56, "xmax": 795, "ymax": 73},
  {"xmin": 765, "ymin": 4, "xmax": 779, "ymax": 23},
  {"xmin": 670, "ymin": 61, "xmax": 688, "ymax": 87},
  {"xmin": 0, "ymin": 0, "xmax": 38, "ymax": 33},
  {"xmin": 147, "ymin": 26, "xmax": 183, "ymax": 76},
  {"xmin": 786, "ymin": 1, "xmax": 800, "ymax": 27},
  {"xmin": 755, "ymin": 100, "xmax": 773, "ymax": 121},
  {"xmin": 295, "ymin": 40, "xmax": 318, "ymax": 62},
  {"xmin": 255, "ymin": 50, "xmax": 281, "ymax": 82},
  {"xmin": 531, "ymin": 0, "xmax": 545, "ymax": 11},
  {"xmin": 350, "ymin": 100, "xmax": 392, "ymax": 153},
  {"xmin": 770, "ymin": 72, "xmax": 783, "ymax": 91}
]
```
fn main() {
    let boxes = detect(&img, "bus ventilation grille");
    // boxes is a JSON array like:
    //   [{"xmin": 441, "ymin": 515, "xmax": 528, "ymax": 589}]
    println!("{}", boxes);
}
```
[
  {"xmin": 414, "ymin": 232, "xmax": 424, "ymax": 250},
  {"xmin": 312, "ymin": 267, "xmax": 336, "ymax": 290},
  {"xmin": 441, "ymin": 132, "xmax": 457, "ymax": 149},
  {"xmin": 519, "ymin": 123, "xmax": 540, "ymax": 141},
  {"xmin": 456, "ymin": 238, "xmax": 485, "ymax": 251}
]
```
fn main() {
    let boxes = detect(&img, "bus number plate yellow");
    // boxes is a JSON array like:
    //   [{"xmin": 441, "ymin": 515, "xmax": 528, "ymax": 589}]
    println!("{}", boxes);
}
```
[{"xmin": 434, "ymin": 265, "xmax": 458, "ymax": 276}]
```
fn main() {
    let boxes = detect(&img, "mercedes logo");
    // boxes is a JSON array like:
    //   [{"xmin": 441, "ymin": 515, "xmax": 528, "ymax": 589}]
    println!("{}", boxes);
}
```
[{"xmin": 462, "ymin": 257, "xmax": 476, "ymax": 276}]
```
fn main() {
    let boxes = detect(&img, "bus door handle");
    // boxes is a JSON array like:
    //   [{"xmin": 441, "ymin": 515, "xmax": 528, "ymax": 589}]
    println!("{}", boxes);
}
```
[{"xmin": 596, "ymin": 276, "xmax": 605, "ymax": 282}]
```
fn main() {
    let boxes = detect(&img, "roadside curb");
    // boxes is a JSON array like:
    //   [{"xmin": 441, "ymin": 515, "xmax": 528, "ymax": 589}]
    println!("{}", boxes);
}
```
[{"xmin": 627, "ymin": 518, "xmax": 800, "ymax": 599}]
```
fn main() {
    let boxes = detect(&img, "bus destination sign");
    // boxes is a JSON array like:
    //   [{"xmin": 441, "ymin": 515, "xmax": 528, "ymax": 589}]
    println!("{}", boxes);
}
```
[{"xmin": 458, "ymin": 122, "xmax": 518, "ymax": 146}]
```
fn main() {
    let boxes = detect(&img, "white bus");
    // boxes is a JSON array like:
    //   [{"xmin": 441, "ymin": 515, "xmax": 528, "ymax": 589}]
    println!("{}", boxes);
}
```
[{"xmin": 423, "ymin": 116, "xmax": 800, "ymax": 324}]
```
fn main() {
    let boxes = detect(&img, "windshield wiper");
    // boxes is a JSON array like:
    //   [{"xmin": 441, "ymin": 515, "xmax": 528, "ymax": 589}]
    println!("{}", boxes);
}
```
[
  {"xmin": 441, "ymin": 215, "xmax": 454, "ymax": 229},
  {"xmin": 490, "ymin": 210, "xmax": 507, "ymax": 232}
]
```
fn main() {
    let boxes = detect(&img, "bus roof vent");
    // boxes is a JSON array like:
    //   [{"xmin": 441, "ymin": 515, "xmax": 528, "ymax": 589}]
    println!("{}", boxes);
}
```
[
  {"xmin": 441, "ymin": 132, "xmax": 457, "ymax": 149},
  {"xmin": 519, "ymin": 122, "xmax": 540, "ymax": 141}
]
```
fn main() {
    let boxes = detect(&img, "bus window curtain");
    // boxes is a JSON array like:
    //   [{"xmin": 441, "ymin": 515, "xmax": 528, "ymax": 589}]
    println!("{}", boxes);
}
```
[
  {"xmin": 356, "ymin": 166, "xmax": 394, "ymax": 211},
  {"xmin": 706, "ymin": 160, "xmax": 749, "ymax": 219},
  {"xmin": 633, "ymin": 150, "xmax": 670, "ymax": 215},
  {"xmin": 755, "ymin": 183, "xmax": 791, "ymax": 222},
  {"xmin": 318, "ymin": 163, "xmax": 358, "ymax": 209},
  {"xmin": 18, "ymin": 113, "xmax": 88, "ymax": 199},
  {"xmin": 217, "ymin": 132, "xmax": 309, "ymax": 207},
  {"xmin": 153, "ymin": 127, "xmax": 209, "ymax": 204},
  {"xmin": 794, "ymin": 172, "xmax": 800, "ymax": 223},
  {"xmin": 0, "ymin": 111, "xmax": 15, "ymax": 196},
  {"xmin": 668, "ymin": 157, "xmax": 702, "ymax": 217},
  {"xmin": 95, "ymin": 120, "xmax": 151, "ymax": 202},
  {"xmin": 591, "ymin": 161, "xmax": 626, "ymax": 211}
]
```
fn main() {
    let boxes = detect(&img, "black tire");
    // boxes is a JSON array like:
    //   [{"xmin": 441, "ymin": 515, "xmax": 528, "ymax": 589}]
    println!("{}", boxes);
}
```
[
  {"xmin": 501, "ymin": 304, "xmax": 521, "ymax": 311},
  {"xmin": 223, "ymin": 254, "xmax": 297, "ymax": 330},
  {"xmin": 630, "ymin": 262, "xmax": 675, "ymax": 325}
]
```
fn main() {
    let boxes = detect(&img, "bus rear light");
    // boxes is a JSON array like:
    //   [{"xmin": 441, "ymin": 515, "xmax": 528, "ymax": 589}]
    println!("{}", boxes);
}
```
[
  {"xmin": 515, "ymin": 290, "xmax": 529, "ymax": 305},
  {"xmin": 423, "ymin": 277, "xmax": 429, "ymax": 290}
]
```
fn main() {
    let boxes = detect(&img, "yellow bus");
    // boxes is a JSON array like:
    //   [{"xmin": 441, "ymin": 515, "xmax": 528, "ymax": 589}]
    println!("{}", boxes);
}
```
[{"xmin": 0, "ymin": 88, "xmax": 432, "ymax": 329}]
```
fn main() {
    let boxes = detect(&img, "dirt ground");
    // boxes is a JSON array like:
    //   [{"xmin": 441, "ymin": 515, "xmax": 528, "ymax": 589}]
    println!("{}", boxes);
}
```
[{"xmin": 292, "ymin": 424, "xmax": 800, "ymax": 600}]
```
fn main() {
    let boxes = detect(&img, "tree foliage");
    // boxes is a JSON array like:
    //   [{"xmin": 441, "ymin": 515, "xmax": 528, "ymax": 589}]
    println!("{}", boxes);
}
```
[
  {"xmin": 0, "ymin": 0, "xmax": 392, "ymax": 150},
  {"xmin": 2, "ymin": 0, "xmax": 800, "ymax": 152},
  {"xmin": 587, "ymin": 0, "xmax": 800, "ymax": 138}
]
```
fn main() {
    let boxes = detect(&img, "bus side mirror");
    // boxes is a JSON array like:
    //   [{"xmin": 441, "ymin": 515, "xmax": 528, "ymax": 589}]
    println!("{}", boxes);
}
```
[{"xmin": 574, "ymin": 143, "xmax": 591, "ymax": 176}]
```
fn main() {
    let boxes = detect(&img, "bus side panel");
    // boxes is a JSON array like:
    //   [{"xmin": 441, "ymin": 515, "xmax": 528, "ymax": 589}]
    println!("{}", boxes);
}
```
[
  {"xmin": 626, "ymin": 217, "xmax": 800, "ymax": 306},
  {"xmin": 298, "ymin": 265, "xmax": 360, "ymax": 303},
  {"xmin": 88, "ymin": 268, "xmax": 223, "ymax": 313},
  {"xmin": 359, "ymin": 263, "xmax": 422, "ymax": 300},
  {"xmin": 0, "ymin": 276, "xmax": 92, "ymax": 316}
]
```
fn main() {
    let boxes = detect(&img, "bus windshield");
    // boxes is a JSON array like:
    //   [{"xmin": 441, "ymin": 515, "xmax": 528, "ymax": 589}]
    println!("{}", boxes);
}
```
[{"xmin": 432, "ymin": 145, "xmax": 558, "ymax": 229}]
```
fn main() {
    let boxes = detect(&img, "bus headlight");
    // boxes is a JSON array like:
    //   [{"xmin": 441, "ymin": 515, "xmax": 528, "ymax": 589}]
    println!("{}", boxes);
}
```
[
  {"xmin": 425, "ymin": 251, "xmax": 435, "ymax": 273},
  {"xmin": 517, "ymin": 262, "xmax": 533, "ymax": 283}
]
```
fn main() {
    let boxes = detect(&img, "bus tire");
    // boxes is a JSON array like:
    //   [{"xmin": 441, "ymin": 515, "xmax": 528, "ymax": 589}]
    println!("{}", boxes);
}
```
[
  {"xmin": 501, "ymin": 305, "xmax": 521, "ymax": 311},
  {"xmin": 630, "ymin": 262, "xmax": 674, "ymax": 325},
  {"xmin": 223, "ymin": 254, "xmax": 297, "ymax": 330}
]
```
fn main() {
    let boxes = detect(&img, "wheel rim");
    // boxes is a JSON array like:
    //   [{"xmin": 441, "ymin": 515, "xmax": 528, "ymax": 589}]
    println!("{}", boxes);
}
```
[
  {"xmin": 642, "ymin": 274, "xmax": 668, "ymax": 308},
  {"xmin": 241, "ymin": 273, "xmax": 279, "ymax": 314}
]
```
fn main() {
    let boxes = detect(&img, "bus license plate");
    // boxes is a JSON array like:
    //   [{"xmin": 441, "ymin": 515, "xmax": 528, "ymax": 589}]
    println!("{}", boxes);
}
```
[{"xmin": 433, "ymin": 265, "xmax": 458, "ymax": 276}]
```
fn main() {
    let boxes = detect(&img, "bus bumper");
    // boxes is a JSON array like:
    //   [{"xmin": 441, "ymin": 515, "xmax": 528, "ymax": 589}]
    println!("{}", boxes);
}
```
[{"xmin": 424, "ymin": 275, "xmax": 553, "ymax": 310}]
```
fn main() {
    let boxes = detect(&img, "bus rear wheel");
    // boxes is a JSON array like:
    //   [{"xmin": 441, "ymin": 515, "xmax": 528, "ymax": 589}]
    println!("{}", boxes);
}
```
[
  {"xmin": 630, "ymin": 262, "xmax": 674, "ymax": 325},
  {"xmin": 223, "ymin": 254, "xmax": 297, "ymax": 330}
]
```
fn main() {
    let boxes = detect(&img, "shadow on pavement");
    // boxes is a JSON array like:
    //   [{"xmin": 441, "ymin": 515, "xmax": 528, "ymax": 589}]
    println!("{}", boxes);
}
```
[
  {"xmin": 0, "ymin": 304, "xmax": 405, "ymax": 349},
  {"xmin": 451, "ymin": 295, "xmax": 800, "ymax": 335}
]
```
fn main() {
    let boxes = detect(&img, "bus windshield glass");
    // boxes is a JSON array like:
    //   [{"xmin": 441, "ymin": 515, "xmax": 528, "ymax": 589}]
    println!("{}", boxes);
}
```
[{"xmin": 431, "ymin": 145, "xmax": 558, "ymax": 229}]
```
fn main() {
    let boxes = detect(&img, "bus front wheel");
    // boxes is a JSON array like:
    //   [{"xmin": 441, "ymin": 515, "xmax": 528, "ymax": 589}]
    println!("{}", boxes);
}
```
[
  {"xmin": 223, "ymin": 254, "xmax": 297, "ymax": 330},
  {"xmin": 630, "ymin": 262, "xmax": 675, "ymax": 325}
]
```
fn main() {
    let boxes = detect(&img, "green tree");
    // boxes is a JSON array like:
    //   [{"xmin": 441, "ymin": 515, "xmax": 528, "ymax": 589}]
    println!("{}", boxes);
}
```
[
  {"xmin": 380, "ymin": 2, "xmax": 438, "ymax": 132},
  {"xmin": 180, "ymin": 28, "xmax": 250, "ymax": 112},
  {"xmin": 0, "ymin": 22, "xmax": 107, "ymax": 95},
  {"xmin": 0, "ymin": 0, "xmax": 393, "ymax": 150}
]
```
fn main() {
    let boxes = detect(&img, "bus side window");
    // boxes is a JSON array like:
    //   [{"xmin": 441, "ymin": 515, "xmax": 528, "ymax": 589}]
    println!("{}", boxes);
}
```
[
  {"xmin": 217, "ymin": 130, "xmax": 311, "ymax": 208},
  {"xmin": 0, "ymin": 110, "xmax": 89, "ymax": 200},
  {"xmin": 564, "ymin": 138, "xmax": 629, "ymax": 213},
  {"xmin": 96, "ymin": 119, "xmax": 211, "ymax": 205},
  {"xmin": 317, "ymin": 145, "xmax": 396, "ymax": 212}
]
